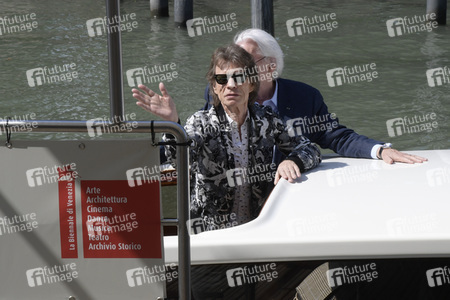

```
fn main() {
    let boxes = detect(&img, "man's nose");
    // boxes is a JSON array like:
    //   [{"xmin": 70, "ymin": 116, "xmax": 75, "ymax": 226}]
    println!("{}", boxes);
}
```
[{"xmin": 226, "ymin": 76, "xmax": 236, "ymax": 88}]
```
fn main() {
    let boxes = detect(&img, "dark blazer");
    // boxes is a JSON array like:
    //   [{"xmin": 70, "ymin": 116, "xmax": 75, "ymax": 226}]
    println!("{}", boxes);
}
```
[{"xmin": 204, "ymin": 78, "xmax": 382, "ymax": 158}]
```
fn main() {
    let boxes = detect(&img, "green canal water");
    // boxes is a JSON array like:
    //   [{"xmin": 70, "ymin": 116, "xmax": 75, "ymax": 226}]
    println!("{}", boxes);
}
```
[{"xmin": 1, "ymin": 0, "xmax": 449, "ymax": 216}]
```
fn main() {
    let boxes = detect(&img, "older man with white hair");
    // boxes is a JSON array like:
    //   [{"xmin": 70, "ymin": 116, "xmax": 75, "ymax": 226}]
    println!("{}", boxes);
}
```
[{"xmin": 204, "ymin": 28, "xmax": 427, "ymax": 164}]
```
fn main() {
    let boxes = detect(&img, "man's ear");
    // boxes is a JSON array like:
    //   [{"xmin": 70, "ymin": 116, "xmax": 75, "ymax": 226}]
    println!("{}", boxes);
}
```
[{"xmin": 268, "ymin": 57, "xmax": 277, "ymax": 72}]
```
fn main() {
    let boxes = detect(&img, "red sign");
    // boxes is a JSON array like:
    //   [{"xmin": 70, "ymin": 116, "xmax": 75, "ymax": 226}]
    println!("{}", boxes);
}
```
[
  {"xmin": 80, "ymin": 180, "xmax": 161, "ymax": 258},
  {"xmin": 58, "ymin": 169, "xmax": 78, "ymax": 258}
]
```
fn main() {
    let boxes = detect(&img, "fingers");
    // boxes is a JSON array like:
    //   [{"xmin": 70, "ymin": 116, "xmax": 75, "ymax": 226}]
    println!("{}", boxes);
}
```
[
  {"xmin": 131, "ymin": 83, "xmax": 179, "ymax": 122},
  {"xmin": 132, "ymin": 85, "xmax": 152, "ymax": 101},
  {"xmin": 132, "ymin": 86, "xmax": 157, "ymax": 115},
  {"xmin": 274, "ymin": 170, "xmax": 280, "ymax": 185},
  {"xmin": 135, "ymin": 100, "xmax": 151, "ymax": 112},
  {"xmin": 131, "ymin": 89, "xmax": 146, "ymax": 103},
  {"xmin": 275, "ymin": 161, "xmax": 301, "ymax": 184},
  {"xmin": 132, "ymin": 91, "xmax": 147, "ymax": 108},
  {"xmin": 132, "ymin": 84, "xmax": 161, "ymax": 110},
  {"xmin": 382, "ymin": 154, "xmax": 395, "ymax": 164},
  {"xmin": 132, "ymin": 84, "xmax": 158, "ymax": 101},
  {"xmin": 137, "ymin": 84, "xmax": 154, "ymax": 95},
  {"xmin": 285, "ymin": 163, "xmax": 301, "ymax": 180},
  {"xmin": 408, "ymin": 154, "xmax": 428, "ymax": 163},
  {"xmin": 159, "ymin": 82, "xmax": 170, "ymax": 98},
  {"xmin": 382, "ymin": 149, "xmax": 428, "ymax": 164},
  {"xmin": 132, "ymin": 93, "xmax": 152, "ymax": 113}
]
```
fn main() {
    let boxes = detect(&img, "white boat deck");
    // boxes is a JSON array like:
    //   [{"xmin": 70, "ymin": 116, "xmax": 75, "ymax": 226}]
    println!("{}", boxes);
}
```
[{"xmin": 164, "ymin": 150, "xmax": 450, "ymax": 265}]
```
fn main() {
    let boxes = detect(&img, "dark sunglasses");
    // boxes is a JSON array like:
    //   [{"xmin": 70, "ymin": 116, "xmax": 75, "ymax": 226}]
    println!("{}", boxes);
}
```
[{"xmin": 214, "ymin": 72, "xmax": 246, "ymax": 85}]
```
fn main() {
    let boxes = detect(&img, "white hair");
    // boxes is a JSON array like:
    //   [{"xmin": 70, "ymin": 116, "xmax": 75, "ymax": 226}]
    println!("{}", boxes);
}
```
[{"xmin": 234, "ymin": 28, "xmax": 284, "ymax": 76}]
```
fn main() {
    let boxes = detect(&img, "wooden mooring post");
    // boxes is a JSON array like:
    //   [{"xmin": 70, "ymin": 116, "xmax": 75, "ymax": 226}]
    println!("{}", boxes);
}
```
[
  {"xmin": 150, "ymin": 0, "xmax": 169, "ymax": 18},
  {"xmin": 427, "ymin": 0, "xmax": 447, "ymax": 24},
  {"xmin": 174, "ymin": 0, "xmax": 193, "ymax": 27},
  {"xmin": 251, "ymin": 0, "xmax": 275, "ymax": 36}
]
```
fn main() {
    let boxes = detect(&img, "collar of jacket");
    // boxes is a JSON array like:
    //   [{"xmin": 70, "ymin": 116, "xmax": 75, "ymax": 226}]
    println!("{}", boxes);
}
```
[{"xmin": 213, "ymin": 102, "xmax": 258, "ymax": 166}]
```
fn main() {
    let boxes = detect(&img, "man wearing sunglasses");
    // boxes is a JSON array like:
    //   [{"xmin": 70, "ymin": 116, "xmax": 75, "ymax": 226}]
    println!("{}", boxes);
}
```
[
  {"xmin": 133, "ymin": 44, "xmax": 321, "ymax": 228},
  {"xmin": 203, "ymin": 28, "xmax": 427, "ymax": 164}
]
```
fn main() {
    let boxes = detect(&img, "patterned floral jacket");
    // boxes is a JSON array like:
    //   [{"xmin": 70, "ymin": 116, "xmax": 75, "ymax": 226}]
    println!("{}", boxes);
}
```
[{"xmin": 164, "ymin": 104, "xmax": 321, "ymax": 224}]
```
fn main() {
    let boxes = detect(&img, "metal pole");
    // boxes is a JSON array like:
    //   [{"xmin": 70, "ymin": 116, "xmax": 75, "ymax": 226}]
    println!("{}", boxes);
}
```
[
  {"xmin": 427, "ymin": 0, "xmax": 447, "ymax": 25},
  {"xmin": 0, "ymin": 120, "xmax": 180, "ymax": 133},
  {"xmin": 176, "ymin": 129, "xmax": 190, "ymax": 300},
  {"xmin": 174, "ymin": 0, "xmax": 193, "ymax": 27},
  {"xmin": 150, "ymin": 0, "xmax": 169, "ymax": 18},
  {"xmin": 251, "ymin": 0, "xmax": 274, "ymax": 36},
  {"xmin": 0, "ymin": 120, "xmax": 191, "ymax": 300},
  {"xmin": 105, "ymin": 0, "xmax": 125, "ymax": 123}
]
